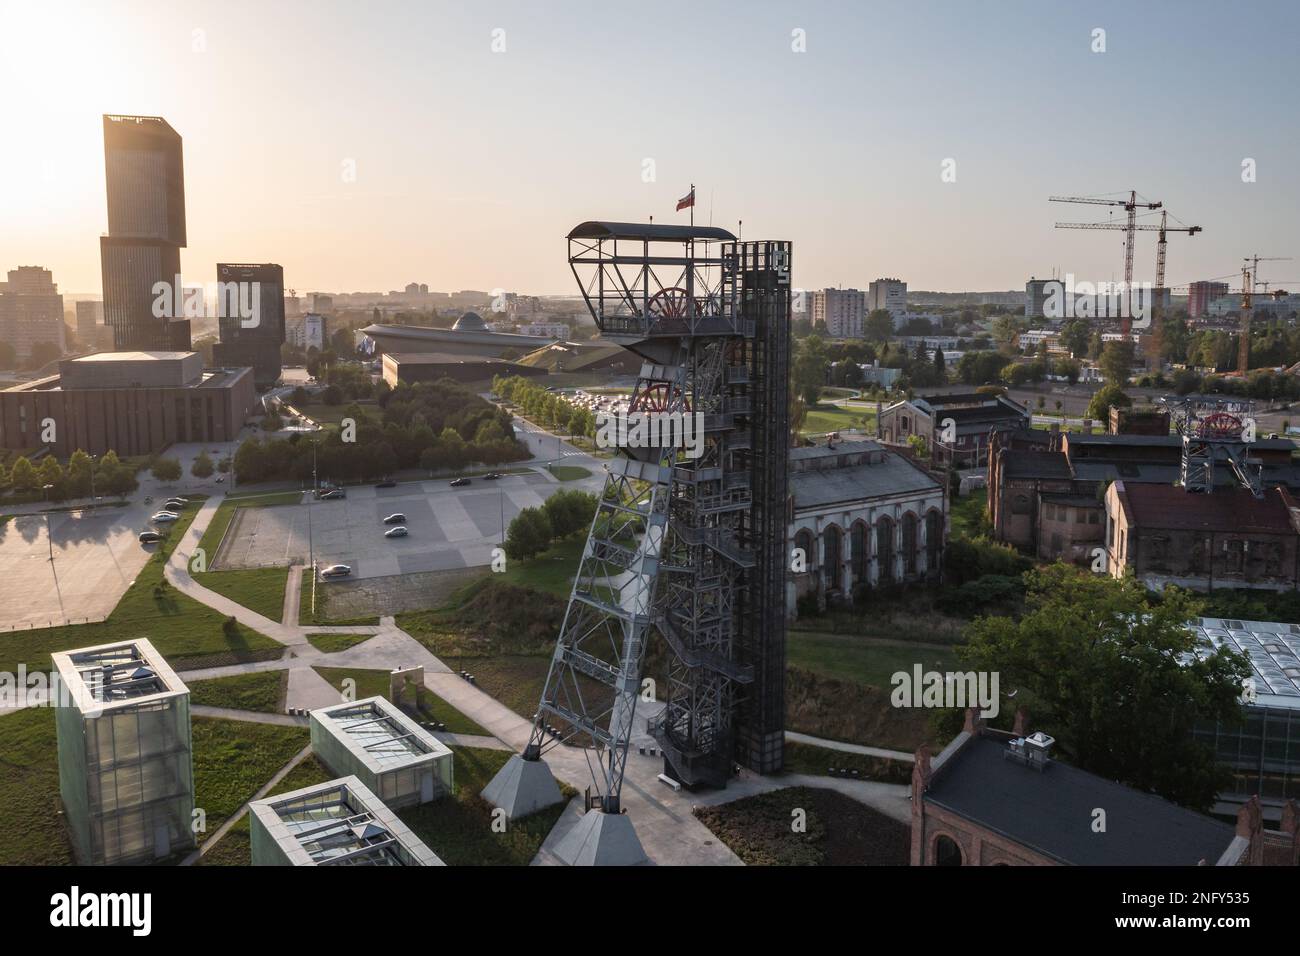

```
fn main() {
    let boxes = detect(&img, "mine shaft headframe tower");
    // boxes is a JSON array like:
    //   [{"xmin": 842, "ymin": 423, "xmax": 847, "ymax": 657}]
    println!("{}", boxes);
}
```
[{"xmin": 520, "ymin": 220, "xmax": 791, "ymax": 810}]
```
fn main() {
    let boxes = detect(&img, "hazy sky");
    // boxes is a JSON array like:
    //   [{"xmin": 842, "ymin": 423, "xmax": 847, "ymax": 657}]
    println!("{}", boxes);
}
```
[{"xmin": 3, "ymin": 0, "xmax": 1297, "ymax": 297}]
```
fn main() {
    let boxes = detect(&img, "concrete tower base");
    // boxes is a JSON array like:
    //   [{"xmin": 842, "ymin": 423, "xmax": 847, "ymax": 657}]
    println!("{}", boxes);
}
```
[
  {"xmin": 553, "ymin": 809, "xmax": 648, "ymax": 866},
  {"xmin": 480, "ymin": 754, "xmax": 564, "ymax": 820}
]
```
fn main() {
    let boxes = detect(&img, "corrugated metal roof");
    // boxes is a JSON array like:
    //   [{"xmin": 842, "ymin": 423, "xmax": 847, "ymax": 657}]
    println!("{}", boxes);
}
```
[
  {"xmin": 1116, "ymin": 482, "xmax": 1295, "ymax": 533},
  {"xmin": 790, "ymin": 453, "xmax": 940, "ymax": 510}
]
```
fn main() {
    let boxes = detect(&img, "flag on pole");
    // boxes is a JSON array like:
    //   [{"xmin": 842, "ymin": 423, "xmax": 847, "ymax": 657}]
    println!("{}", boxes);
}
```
[{"xmin": 675, "ymin": 187, "xmax": 695, "ymax": 212}]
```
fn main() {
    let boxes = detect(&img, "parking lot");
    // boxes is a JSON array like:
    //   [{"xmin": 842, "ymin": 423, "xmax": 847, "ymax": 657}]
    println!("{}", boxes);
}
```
[
  {"xmin": 215, "ymin": 472, "xmax": 568, "ymax": 579},
  {"xmin": 0, "ymin": 503, "xmax": 154, "ymax": 630}
]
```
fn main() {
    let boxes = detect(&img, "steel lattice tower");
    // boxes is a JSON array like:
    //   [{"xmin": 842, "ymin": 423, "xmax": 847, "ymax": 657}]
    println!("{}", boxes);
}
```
[{"xmin": 483, "ymin": 221, "xmax": 790, "ymax": 862}]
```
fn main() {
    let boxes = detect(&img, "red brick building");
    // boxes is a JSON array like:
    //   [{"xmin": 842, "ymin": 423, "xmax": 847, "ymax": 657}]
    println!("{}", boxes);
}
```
[{"xmin": 911, "ymin": 710, "xmax": 1300, "ymax": 866}]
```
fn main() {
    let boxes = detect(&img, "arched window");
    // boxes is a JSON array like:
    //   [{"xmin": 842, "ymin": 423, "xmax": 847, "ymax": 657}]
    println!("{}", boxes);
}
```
[
  {"xmin": 934, "ymin": 835, "xmax": 963, "ymax": 866},
  {"xmin": 823, "ymin": 526, "xmax": 842, "ymax": 592},
  {"xmin": 850, "ymin": 522, "xmax": 868, "ymax": 584},
  {"xmin": 926, "ymin": 509, "xmax": 943, "ymax": 572},
  {"xmin": 902, "ymin": 513, "xmax": 919, "ymax": 576},
  {"xmin": 876, "ymin": 517, "xmax": 895, "ymax": 584}
]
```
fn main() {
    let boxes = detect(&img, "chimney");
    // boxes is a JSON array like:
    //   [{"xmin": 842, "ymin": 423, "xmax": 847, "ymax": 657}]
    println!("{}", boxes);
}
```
[
  {"xmin": 1235, "ymin": 795, "xmax": 1264, "ymax": 866},
  {"xmin": 1012, "ymin": 706, "xmax": 1029, "ymax": 737},
  {"xmin": 962, "ymin": 706, "xmax": 984, "ymax": 736}
]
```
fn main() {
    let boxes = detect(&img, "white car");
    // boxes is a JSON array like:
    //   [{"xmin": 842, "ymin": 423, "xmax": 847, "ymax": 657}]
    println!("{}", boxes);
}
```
[
  {"xmin": 150, "ymin": 511, "xmax": 180, "ymax": 523},
  {"xmin": 384, "ymin": 526, "xmax": 409, "ymax": 538},
  {"xmin": 320, "ymin": 564, "xmax": 351, "ymax": 578}
]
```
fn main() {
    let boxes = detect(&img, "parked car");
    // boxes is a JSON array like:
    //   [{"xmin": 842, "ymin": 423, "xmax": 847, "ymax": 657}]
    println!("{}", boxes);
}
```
[
  {"xmin": 320, "ymin": 564, "xmax": 351, "ymax": 578},
  {"xmin": 384, "ymin": 526, "xmax": 409, "ymax": 538},
  {"xmin": 383, "ymin": 513, "xmax": 406, "ymax": 524},
  {"xmin": 138, "ymin": 531, "xmax": 163, "ymax": 544},
  {"xmin": 319, "ymin": 489, "xmax": 345, "ymax": 500},
  {"xmin": 215, "ymin": 475, "xmax": 226, "ymax": 484},
  {"xmin": 375, "ymin": 479, "xmax": 397, "ymax": 488},
  {"xmin": 483, "ymin": 472, "xmax": 502, "ymax": 480},
  {"xmin": 163, "ymin": 500, "xmax": 187, "ymax": 510},
  {"xmin": 150, "ymin": 512, "xmax": 180, "ymax": 523},
  {"xmin": 449, "ymin": 477, "xmax": 471, "ymax": 487}
]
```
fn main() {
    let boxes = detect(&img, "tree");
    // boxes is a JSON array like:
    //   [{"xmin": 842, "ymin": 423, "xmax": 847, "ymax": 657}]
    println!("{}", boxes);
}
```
[
  {"xmin": 9, "ymin": 456, "xmax": 38, "ymax": 492},
  {"xmin": 24, "ymin": 341, "xmax": 62, "ymax": 371},
  {"xmin": 67, "ymin": 450, "xmax": 94, "ymax": 497},
  {"xmin": 151, "ymin": 457, "xmax": 182, "ymax": 482},
  {"xmin": 792, "ymin": 334, "xmax": 827, "ymax": 406},
  {"xmin": 504, "ymin": 506, "xmax": 552, "ymax": 562},
  {"xmin": 1058, "ymin": 319, "xmax": 1091, "ymax": 359},
  {"xmin": 960, "ymin": 565, "xmax": 1249, "ymax": 810},
  {"xmin": 864, "ymin": 309, "xmax": 894, "ymax": 343},
  {"xmin": 37, "ymin": 456, "xmax": 63, "ymax": 491},
  {"xmin": 1100, "ymin": 339, "xmax": 1136, "ymax": 385},
  {"xmin": 542, "ymin": 489, "xmax": 597, "ymax": 539},
  {"xmin": 1086, "ymin": 383, "xmax": 1131, "ymax": 422},
  {"xmin": 192, "ymin": 452, "xmax": 214, "ymax": 478}
]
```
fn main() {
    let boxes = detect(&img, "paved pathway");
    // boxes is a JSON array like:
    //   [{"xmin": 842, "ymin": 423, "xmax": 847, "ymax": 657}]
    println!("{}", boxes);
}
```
[
  {"xmin": 785, "ymin": 730, "xmax": 915, "ymax": 763},
  {"xmin": 165, "ymin": 488, "xmax": 911, "ymax": 865}
]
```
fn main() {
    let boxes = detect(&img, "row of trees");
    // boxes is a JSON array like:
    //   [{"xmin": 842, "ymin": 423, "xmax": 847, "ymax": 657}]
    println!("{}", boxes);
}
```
[
  {"xmin": 234, "ymin": 379, "xmax": 529, "ymax": 484},
  {"xmin": 504, "ymin": 488, "xmax": 598, "ymax": 561},
  {"xmin": 493, "ymin": 375, "xmax": 598, "ymax": 439},
  {"xmin": 0, "ymin": 449, "xmax": 138, "ymax": 500}
]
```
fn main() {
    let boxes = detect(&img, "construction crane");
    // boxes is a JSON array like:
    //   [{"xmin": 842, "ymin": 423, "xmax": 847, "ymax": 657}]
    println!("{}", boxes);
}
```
[
  {"xmin": 1050, "ymin": 191, "xmax": 1162, "ymax": 289},
  {"xmin": 1168, "ymin": 258, "xmax": 1296, "ymax": 376},
  {"xmin": 1055, "ymin": 210, "xmax": 1202, "ymax": 355}
]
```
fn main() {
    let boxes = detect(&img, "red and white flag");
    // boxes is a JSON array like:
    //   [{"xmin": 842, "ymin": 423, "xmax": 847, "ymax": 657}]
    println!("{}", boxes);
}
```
[{"xmin": 675, "ymin": 187, "xmax": 695, "ymax": 212}]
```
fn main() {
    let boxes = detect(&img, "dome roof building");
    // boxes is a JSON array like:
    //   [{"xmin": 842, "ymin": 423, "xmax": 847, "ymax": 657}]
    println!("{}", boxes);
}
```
[{"xmin": 452, "ymin": 311, "xmax": 486, "ymax": 331}]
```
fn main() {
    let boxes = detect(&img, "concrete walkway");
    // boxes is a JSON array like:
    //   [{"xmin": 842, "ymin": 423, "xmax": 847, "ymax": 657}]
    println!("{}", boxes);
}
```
[
  {"xmin": 785, "ymin": 730, "xmax": 915, "ymax": 763},
  {"xmin": 165, "ymin": 488, "xmax": 910, "ymax": 865}
]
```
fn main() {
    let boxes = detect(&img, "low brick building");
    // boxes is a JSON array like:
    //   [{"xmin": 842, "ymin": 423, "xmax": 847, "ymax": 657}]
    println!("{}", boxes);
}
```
[
  {"xmin": 878, "ymin": 392, "xmax": 1029, "ymax": 468},
  {"xmin": 0, "ymin": 351, "xmax": 257, "ymax": 457},
  {"xmin": 911, "ymin": 710, "xmax": 1300, "ymax": 866},
  {"xmin": 1105, "ymin": 481, "xmax": 1300, "ymax": 592}
]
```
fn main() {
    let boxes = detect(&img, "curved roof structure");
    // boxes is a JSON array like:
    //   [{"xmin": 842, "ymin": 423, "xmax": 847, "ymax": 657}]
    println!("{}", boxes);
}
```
[
  {"xmin": 567, "ymin": 221, "xmax": 737, "ymax": 242},
  {"xmin": 452, "ymin": 311, "xmax": 486, "ymax": 331}
]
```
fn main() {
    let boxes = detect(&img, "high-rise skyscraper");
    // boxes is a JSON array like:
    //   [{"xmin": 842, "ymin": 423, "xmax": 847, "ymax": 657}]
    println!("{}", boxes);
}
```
[
  {"xmin": 212, "ymin": 263, "xmax": 286, "ymax": 388},
  {"xmin": 99, "ymin": 114, "xmax": 191, "ymax": 351}
]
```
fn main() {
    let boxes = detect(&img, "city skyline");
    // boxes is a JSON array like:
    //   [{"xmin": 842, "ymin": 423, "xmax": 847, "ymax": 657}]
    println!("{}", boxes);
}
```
[{"xmin": 3, "ymin": 0, "xmax": 1298, "ymax": 297}]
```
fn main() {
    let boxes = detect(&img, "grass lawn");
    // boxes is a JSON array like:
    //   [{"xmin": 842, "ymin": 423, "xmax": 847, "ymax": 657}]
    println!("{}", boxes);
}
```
[
  {"xmin": 189, "ymin": 670, "xmax": 288, "ymax": 713},
  {"xmin": 782, "ymin": 741, "xmax": 912, "ymax": 784},
  {"xmin": 440, "ymin": 654, "xmax": 552, "ymax": 721},
  {"xmin": 801, "ymin": 403, "xmax": 876, "ymax": 436},
  {"xmin": 786, "ymin": 665, "xmax": 939, "ymax": 753},
  {"xmin": 949, "ymin": 492, "xmax": 991, "ymax": 540},
  {"xmin": 787, "ymin": 631, "xmax": 957, "ymax": 689},
  {"xmin": 313, "ymin": 666, "xmax": 489, "ymax": 736},
  {"xmin": 398, "ymin": 746, "xmax": 572, "ymax": 865},
  {"xmin": 497, "ymin": 535, "xmax": 583, "ymax": 597},
  {"xmin": 694, "ymin": 786, "xmax": 909, "ymax": 865},
  {"xmin": 199, "ymin": 755, "xmax": 334, "ymax": 866},
  {"xmin": 191, "ymin": 717, "xmax": 309, "ymax": 846},
  {"xmin": 549, "ymin": 465, "xmax": 591, "ymax": 481},
  {"xmin": 305, "ymin": 632, "xmax": 376, "ymax": 653},
  {"xmin": 194, "ymin": 566, "xmax": 289, "ymax": 622},
  {"xmin": 0, "ymin": 499, "xmax": 282, "ymax": 675},
  {"xmin": 0, "ymin": 709, "xmax": 75, "ymax": 865},
  {"xmin": 0, "ymin": 709, "xmax": 308, "ymax": 864},
  {"xmin": 197, "ymin": 490, "xmax": 304, "ymax": 558}
]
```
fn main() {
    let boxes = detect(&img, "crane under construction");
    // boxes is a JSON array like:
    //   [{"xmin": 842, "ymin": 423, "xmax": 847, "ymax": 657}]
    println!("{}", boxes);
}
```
[
  {"xmin": 1055, "ymin": 207, "xmax": 1202, "ymax": 363},
  {"xmin": 481, "ymin": 219, "xmax": 792, "ymax": 865}
]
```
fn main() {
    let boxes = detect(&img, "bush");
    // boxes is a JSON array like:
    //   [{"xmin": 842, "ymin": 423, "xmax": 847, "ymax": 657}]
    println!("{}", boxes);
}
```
[
  {"xmin": 944, "ymin": 536, "xmax": 1033, "ymax": 586},
  {"xmin": 936, "ymin": 574, "xmax": 1025, "ymax": 617},
  {"xmin": 504, "ymin": 507, "xmax": 552, "ymax": 562}
]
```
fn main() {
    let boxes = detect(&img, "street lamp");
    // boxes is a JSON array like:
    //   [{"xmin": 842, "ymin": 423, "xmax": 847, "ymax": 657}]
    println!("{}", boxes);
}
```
[{"xmin": 42, "ymin": 483, "xmax": 55, "ymax": 563}]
